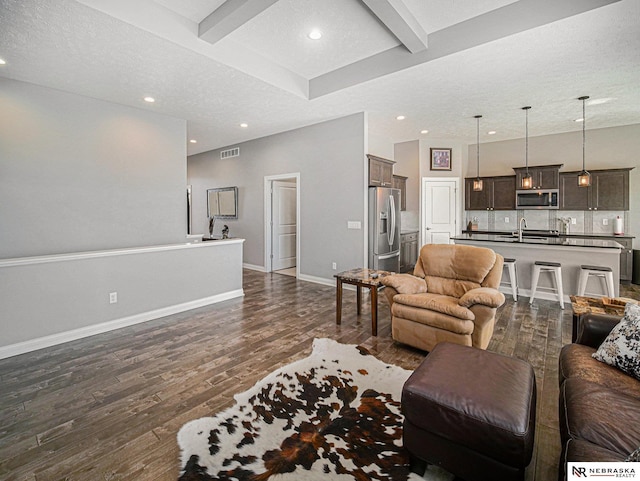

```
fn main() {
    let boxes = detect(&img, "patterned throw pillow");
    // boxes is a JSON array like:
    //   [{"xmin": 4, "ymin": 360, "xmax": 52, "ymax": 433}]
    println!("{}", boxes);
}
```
[
  {"xmin": 627, "ymin": 445, "xmax": 640, "ymax": 462},
  {"xmin": 592, "ymin": 302, "xmax": 640, "ymax": 380}
]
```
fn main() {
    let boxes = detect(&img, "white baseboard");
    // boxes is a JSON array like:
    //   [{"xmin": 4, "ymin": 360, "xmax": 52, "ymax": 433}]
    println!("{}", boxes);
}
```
[
  {"xmin": 0, "ymin": 289, "xmax": 244, "ymax": 360},
  {"xmin": 297, "ymin": 274, "xmax": 335, "ymax": 287},
  {"xmin": 243, "ymin": 263, "xmax": 266, "ymax": 272},
  {"xmin": 499, "ymin": 286, "xmax": 571, "ymax": 305}
]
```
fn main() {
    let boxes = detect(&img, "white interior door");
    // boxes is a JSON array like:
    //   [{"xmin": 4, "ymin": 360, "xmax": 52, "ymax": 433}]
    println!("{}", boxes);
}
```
[
  {"xmin": 422, "ymin": 178, "xmax": 458, "ymax": 244},
  {"xmin": 272, "ymin": 181, "xmax": 297, "ymax": 270}
]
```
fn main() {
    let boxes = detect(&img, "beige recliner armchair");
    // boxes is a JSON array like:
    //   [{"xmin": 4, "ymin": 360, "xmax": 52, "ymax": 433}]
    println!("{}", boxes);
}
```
[{"xmin": 381, "ymin": 244, "xmax": 505, "ymax": 352}]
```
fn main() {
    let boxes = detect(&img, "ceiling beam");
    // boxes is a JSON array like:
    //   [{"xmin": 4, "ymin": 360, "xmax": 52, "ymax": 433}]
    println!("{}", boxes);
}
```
[
  {"xmin": 199, "ymin": 0, "xmax": 279, "ymax": 45},
  {"xmin": 311, "ymin": 0, "xmax": 623, "ymax": 98},
  {"xmin": 360, "ymin": 0, "xmax": 427, "ymax": 53}
]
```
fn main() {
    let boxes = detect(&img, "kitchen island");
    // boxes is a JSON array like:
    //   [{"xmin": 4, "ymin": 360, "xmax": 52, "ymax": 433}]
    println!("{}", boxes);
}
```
[{"xmin": 452, "ymin": 233, "xmax": 623, "ymax": 302}]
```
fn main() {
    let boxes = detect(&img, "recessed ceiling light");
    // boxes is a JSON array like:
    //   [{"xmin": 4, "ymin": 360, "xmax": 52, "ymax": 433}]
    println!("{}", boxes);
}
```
[
  {"xmin": 308, "ymin": 29, "xmax": 322, "ymax": 40},
  {"xmin": 189, "ymin": 139, "xmax": 197, "ymax": 144},
  {"xmin": 420, "ymin": 130, "xmax": 429, "ymax": 134},
  {"xmin": 575, "ymin": 118, "xmax": 584, "ymax": 123},
  {"xmin": 488, "ymin": 131, "xmax": 496, "ymax": 135},
  {"xmin": 143, "ymin": 96, "xmax": 155, "ymax": 103},
  {"xmin": 0, "ymin": 58, "xmax": 6, "ymax": 65},
  {"xmin": 396, "ymin": 115, "xmax": 405, "ymax": 120},
  {"xmin": 240, "ymin": 123, "xmax": 248, "ymax": 128}
]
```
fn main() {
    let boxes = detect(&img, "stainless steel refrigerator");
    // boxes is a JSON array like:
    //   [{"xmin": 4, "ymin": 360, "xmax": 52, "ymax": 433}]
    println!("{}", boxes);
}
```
[{"xmin": 369, "ymin": 187, "xmax": 401, "ymax": 272}]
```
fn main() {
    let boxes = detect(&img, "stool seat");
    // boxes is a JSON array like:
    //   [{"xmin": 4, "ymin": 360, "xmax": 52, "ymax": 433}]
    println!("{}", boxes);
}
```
[
  {"xmin": 577, "ymin": 265, "xmax": 615, "ymax": 297},
  {"xmin": 402, "ymin": 342, "xmax": 536, "ymax": 481},
  {"xmin": 504, "ymin": 258, "xmax": 516, "ymax": 263},
  {"xmin": 581, "ymin": 264, "xmax": 612, "ymax": 272},
  {"xmin": 530, "ymin": 261, "xmax": 564, "ymax": 309},
  {"xmin": 535, "ymin": 261, "xmax": 561, "ymax": 267}
]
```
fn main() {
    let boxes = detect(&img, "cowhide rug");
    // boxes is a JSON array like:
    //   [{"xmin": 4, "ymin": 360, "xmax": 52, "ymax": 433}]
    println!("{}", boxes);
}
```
[{"xmin": 177, "ymin": 338, "xmax": 453, "ymax": 481}]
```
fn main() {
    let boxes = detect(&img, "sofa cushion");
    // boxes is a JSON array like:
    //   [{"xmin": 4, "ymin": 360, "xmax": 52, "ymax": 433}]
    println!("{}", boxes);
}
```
[
  {"xmin": 559, "ymin": 344, "xmax": 640, "ymax": 400},
  {"xmin": 391, "ymin": 303, "xmax": 475, "ymax": 335},
  {"xmin": 380, "ymin": 274, "xmax": 427, "ymax": 295},
  {"xmin": 458, "ymin": 287, "xmax": 505, "ymax": 308},
  {"xmin": 561, "ymin": 378, "xmax": 640, "ymax": 456},
  {"xmin": 592, "ymin": 303, "xmax": 640, "ymax": 380},
  {"xmin": 564, "ymin": 438, "xmax": 626, "ymax": 464},
  {"xmin": 393, "ymin": 293, "xmax": 475, "ymax": 321},
  {"xmin": 413, "ymin": 244, "xmax": 497, "ymax": 297}
]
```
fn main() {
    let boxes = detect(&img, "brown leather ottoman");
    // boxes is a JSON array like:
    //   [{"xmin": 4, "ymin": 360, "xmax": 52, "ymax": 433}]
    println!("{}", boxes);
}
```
[{"xmin": 402, "ymin": 342, "xmax": 536, "ymax": 481}]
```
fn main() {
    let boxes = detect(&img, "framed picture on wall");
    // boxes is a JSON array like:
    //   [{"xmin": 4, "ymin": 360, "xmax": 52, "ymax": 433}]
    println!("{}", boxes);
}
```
[{"xmin": 430, "ymin": 148, "xmax": 452, "ymax": 171}]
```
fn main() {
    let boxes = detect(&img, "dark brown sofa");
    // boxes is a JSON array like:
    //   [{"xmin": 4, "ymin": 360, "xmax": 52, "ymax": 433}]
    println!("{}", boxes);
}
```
[{"xmin": 558, "ymin": 312, "xmax": 640, "ymax": 480}]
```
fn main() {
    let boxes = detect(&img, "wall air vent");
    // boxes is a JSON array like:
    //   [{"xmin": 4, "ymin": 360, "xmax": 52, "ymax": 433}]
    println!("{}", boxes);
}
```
[{"xmin": 220, "ymin": 147, "xmax": 240, "ymax": 159}]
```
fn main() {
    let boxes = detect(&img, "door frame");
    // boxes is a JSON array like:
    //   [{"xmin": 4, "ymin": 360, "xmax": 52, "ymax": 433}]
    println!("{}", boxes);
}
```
[
  {"xmin": 264, "ymin": 173, "xmax": 300, "ymax": 275},
  {"xmin": 420, "ymin": 177, "xmax": 461, "ymax": 245}
]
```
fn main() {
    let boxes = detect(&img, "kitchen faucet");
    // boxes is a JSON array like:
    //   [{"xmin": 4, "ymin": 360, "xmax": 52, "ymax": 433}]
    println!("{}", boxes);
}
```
[{"xmin": 518, "ymin": 217, "xmax": 528, "ymax": 242}]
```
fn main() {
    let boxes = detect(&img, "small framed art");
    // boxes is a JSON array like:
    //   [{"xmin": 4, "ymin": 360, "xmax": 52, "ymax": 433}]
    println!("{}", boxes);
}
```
[{"xmin": 430, "ymin": 148, "xmax": 452, "ymax": 171}]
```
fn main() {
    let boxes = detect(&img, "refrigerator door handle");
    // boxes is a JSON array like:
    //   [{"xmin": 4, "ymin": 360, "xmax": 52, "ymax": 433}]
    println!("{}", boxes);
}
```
[
  {"xmin": 388, "ymin": 194, "xmax": 396, "ymax": 247},
  {"xmin": 378, "ymin": 252, "xmax": 399, "ymax": 260}
]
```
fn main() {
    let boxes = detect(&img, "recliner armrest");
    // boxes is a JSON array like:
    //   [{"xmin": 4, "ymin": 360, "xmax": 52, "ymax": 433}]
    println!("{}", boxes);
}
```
[
  {"xmin": 458, "ymin": 287, "xmax": 505, "ymax": 309},
  {"xmin": 575, "ymin": 313, "xmax": 622, "ymax": 348},
  {"xmin": 380, "ymin": 274, "xmax": 427, "ymax": 295}
]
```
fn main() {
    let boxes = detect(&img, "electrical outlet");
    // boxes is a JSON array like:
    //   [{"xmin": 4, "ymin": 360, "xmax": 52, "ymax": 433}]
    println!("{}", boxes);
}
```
[
  {"xmin": 109, "ymin": 292, "xmax": 118, "ymax": 304},
  {"xmin": 332, "ymin": 262, "xmax": 337, "ymax": 270},
  {"xmin": 504, "ymin": 217, "xmax": 509, "ymax": 223},
  {"xmin": 571, "ymin": 218, "xmax": 576, "ymax": 225},
  {"xmin": 603, "ymin": 218, "xmax": 609, "ymax": 226}
]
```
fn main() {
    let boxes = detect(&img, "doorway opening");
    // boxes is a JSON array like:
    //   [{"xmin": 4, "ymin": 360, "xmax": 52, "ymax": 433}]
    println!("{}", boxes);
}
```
[{"xmin": 264, "ymin": 173, "xmax": 300, "ymax": 278}]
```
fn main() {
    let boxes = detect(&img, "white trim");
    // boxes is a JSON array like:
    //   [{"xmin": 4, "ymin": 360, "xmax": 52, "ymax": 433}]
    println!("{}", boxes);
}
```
[
  {"xmin": 0, "ymin": 239, "xmax": 245, "ymax": 268},
  {"xmin": 499, "ymin": 286, "xmax": 570, "ymax": 305},
  {"xmin": 0, "ymin": 289, "xmax": 245, "ymax": 360},
  {"xmin": 297, "ymin": 273, "xmax": 335, "ymax": 287},
  {"xmin": 243, "ymin": 262, "xmax": 266, "ymax": 272},
  {"xmin": 264, "ymin": 173, "xmax": 301, "ymax": 276}
]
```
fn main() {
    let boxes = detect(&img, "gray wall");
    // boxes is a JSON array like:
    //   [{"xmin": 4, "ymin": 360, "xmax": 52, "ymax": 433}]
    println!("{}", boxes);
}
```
[
  {"xmin": 188, "ymin": 113, "xmax": 367, "ymax": 281},
  {"xmin": 0, "ymin": 78, "xmax": 187, "ymax": 259},
  {"xmin": 394, "ymin": 140, "xmax": 420, "ymax": 230},
  {"xmin": 464, "ymin": 124, "xmax": 640, "ymax": 244}
]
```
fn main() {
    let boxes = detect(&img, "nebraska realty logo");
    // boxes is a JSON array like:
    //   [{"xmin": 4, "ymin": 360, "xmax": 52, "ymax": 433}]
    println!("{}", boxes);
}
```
[{"xmin": 568, "ymin": 463, "xmax": 640, "ymax": 479}]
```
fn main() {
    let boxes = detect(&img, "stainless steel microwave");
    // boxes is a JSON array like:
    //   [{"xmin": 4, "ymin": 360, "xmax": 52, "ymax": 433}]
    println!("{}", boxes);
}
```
[{"xmin": 516, "ymin": 189, "xmax": 559, "ymax": 209}]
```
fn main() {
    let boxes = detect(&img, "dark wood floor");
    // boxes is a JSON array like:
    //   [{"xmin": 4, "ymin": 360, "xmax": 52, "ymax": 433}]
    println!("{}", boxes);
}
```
[{"xmin": 1, "ymin": 270, "xmax": 638, "ymax": 481}]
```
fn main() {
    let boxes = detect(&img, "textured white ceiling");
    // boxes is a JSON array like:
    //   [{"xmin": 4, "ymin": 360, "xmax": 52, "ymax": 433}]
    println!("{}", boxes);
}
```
[
  {"xmin": 225, "ymin": 0, "xmax": 400, "ymax": 79},
  {"xmin": 0, "ymin": 0, "xmax": 638, "ymax": 157}
]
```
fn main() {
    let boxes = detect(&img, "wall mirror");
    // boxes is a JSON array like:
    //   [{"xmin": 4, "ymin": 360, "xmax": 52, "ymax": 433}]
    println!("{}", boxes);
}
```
[{"xmin": 207, "ymin": 186, "xmax": 238, "ymax": 219}]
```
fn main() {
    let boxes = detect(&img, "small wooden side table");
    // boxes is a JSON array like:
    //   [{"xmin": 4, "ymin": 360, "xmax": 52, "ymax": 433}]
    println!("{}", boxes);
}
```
[
  {"xmin": 569, "ymin": 295, "xmax": 627, "ymax": 342},
  {"xmin": 334, "ymin": 268, "xmax": 391, "ymax": 336}
]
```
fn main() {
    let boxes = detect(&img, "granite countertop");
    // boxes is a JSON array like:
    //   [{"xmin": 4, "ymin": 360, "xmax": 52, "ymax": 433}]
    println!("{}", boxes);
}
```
[
  {"xmin": 453, "ymin": 233, "xmax": 624, "ymax": 249},
  {"xmin": 401, "ymin": 229, "xmax": 419, "ymax": 234},
  {"xmin": 462, "ymin": 230, "xmax": 634, "ymax": 239}
]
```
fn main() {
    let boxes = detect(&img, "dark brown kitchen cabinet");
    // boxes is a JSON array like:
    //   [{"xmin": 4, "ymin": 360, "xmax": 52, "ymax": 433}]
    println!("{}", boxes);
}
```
[
  {"xmin": 465, "ymin": 176, "xmax": 516, "ymax": 210},
  {"xmin": 367, "ymin": 155, "xmax": 395, "ymax": 187},
  {"xmin": 617, "ymin": 237, "xmax": 633, "ymax": 282},
  {"xmin": 513, "ymin": 164, "xmax": 562, "ymax": 189},
  {"xmin": 400, "ymin": 231, "xmax": 419, "ymax": 273},
  {"xmin": 560, "ymin": 168, "xmax": 632, "ymax": 211},
  {"xmin": 393, "ymin": 175, "xmax": 407, "ymax": 211}
]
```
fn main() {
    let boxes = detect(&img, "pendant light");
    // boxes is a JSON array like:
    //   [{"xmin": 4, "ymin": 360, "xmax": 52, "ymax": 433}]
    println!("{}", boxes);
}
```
[
  {"xmin": 577, "ymin": 96, "xmax": 591, "ymax": 187},
  {"xmin": 473, "ymin": 115, "xmax": 483, "ymax": 191},
  {"xmin": 521, "ymin": 106, "xmax": 533, "ymax": 189}
]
